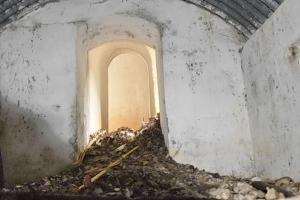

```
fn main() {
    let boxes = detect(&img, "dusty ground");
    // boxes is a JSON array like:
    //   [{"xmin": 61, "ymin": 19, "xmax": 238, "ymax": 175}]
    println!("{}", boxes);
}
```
[{"xmin": 2, "ymin": 116, "xmax": 300, "ymax": 200}]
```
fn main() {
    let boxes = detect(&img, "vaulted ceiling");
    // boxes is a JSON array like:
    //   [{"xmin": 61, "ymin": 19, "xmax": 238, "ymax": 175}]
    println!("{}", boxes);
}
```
[
  {"xmin": 0, "ymin": 0, "xmax": 285, "ymax": 37},
  {"xmin": 182, "ymin": 0, "xmax": 285, "ymax": 37}
]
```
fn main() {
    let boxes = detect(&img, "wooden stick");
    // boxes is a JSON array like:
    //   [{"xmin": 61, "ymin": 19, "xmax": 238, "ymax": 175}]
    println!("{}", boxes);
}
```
[
  {"xmin": 84, "ymin": 167, "xmax": 105, "ymax": 174},
  {"xmin": 78, "ymin": 146, "xmax": 139, "ymax": 190},
  {"xmin": 76, "ymin": 131, "xmax": 106, "ymax": 163}
]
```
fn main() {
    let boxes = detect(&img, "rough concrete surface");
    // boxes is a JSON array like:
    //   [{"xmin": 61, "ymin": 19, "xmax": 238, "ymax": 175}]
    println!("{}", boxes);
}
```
[
  {"xmin": 242, "ymin": 0, "xmax": 300, "ymax": 181},
  {"xmin": 0, "ymin": 0, "xmax": 253, "ymax": 183}
]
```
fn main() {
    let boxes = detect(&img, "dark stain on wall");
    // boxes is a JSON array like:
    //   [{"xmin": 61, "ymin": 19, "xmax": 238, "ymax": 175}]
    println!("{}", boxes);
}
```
[
  {"xmin": 186, "ymin": 61, "xmax": 204, "ymax": 93},
  {"xmin": 117, "ymin": 9, "xmax": 170, "ymax": 38},
  {"xmin": 0, "ymin": 93, "xmax": 72, "ymax": 185}
]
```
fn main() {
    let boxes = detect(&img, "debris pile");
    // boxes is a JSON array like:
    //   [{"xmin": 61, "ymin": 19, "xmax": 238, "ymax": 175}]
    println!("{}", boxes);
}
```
[{"xmin": 2, "ymin": 116, "xmax": 300, "ymax": 199}]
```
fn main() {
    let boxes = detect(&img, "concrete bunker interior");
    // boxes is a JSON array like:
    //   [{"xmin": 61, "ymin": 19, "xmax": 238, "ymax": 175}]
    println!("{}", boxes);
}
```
[{"xmin": 2, "ymin": 0, "xmax": 300, "ymax": 199}]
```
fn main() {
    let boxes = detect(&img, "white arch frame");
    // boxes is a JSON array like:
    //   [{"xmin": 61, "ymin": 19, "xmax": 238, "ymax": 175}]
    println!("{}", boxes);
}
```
[
  {"xmin": 87, "ymin": 43, "xmax": 158, "ymax": 133},
  {"xmin": 76, "ymin": 16, "xmax": 168, "ymax": 151}
]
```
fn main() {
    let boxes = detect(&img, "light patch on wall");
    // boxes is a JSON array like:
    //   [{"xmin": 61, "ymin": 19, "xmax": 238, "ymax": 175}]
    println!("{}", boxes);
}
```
[{"xmin": 87, "ymin": 40, "xmax": 160, "ymax": 137}]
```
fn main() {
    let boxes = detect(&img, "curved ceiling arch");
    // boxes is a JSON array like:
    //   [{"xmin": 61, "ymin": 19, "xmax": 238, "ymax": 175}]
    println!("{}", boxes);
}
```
[
  {"xmin": 181, "ymin": 0, "xmax": 284, "ymax": 37},
  {"xmin": 0, "ymin": 0, "xmax": 285, "ymax": 37}
]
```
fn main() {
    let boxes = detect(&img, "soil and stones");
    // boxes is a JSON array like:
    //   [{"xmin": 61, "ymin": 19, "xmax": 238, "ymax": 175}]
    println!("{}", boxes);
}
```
[{"xmin": 1, "ymin": 116, "xmax": 300, "ymax": 200}]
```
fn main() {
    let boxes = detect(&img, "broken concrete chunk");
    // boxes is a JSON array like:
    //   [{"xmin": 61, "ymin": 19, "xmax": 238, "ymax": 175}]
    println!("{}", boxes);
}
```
[
  {"xmin": 266, "ymin": 187, "xmax": 285, "ymax": 200},
  {"xmin": 233, "ymin": 182, "xmax": 254, "ymax": 194},
  {"xmin": 276, "ymin": 177, "xmax": 294, "ymax": 187},
  {"xmin": 209, "ymin": 188, "xmax": 232, "ymax": 199},
  {"xmin": 251, "ymin": 177, "xmax": 263, "ymax": 182}
]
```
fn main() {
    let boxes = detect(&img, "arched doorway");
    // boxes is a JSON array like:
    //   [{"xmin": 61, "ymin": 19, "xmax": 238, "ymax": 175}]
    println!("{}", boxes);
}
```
[
  {"xmin": 108, "ymin": 52, "xmax": 151, "ymax": 131},
  {"xmin": 86, "ymin": 40, "xmax": 160, "ymax": 137}
]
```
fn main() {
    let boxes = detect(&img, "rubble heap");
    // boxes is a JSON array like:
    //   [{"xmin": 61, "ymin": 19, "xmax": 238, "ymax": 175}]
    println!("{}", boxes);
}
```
[{"xmin": 3, "ymin": 116, "xmax": 300, "ymax": 199}]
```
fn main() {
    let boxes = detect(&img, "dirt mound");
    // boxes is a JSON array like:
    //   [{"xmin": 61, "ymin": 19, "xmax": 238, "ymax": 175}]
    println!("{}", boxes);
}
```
[{"xmin": 3, "ymin": 116, "xmax": 300, "ymax": 199}]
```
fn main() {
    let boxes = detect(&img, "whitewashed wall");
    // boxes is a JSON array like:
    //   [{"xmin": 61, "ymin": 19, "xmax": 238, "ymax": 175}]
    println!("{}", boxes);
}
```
[
  {"xmin": 242, "ymin": 0, "xmax": 300, "ymax": 181},
  {"xmin": 0, "ymin": 0, "xmax": 253, "ymax": 184}
]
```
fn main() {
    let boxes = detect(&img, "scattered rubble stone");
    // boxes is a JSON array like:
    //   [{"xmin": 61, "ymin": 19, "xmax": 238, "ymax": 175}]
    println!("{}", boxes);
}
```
[
  {"xmin": 276, "ymin": 178, "xmax": 295, "ymax": 187},
  {"xmin": 1, "ymin": 115, "xmax": 300, "ymax": 199},
  {"xmin": 266, "ymin": 188, "xmax": 285, "ymax": 200},
  {"xmin": 209, "ymin": 188, "xmax": 231, "ymax": 199}
]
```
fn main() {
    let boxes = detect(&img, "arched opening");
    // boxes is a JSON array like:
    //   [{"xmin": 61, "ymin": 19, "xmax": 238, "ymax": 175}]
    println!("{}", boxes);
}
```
[
  {"xmin": 86, "ymin": 40, "xmax": 160, "ymax": 140},
  {"xmin": 108, "ymin": 52, "xmax": 151, "ymax": 131}
]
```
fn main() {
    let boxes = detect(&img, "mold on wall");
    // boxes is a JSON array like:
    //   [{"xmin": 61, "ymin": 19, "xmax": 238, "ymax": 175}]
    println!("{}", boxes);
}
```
[
  {"xmin": 0, "ymin": 0, "xmax": 253, "ymax": 183},
  {"xmin": 242, "ymin": 0, "xmax": 300, "ymax": 181}
]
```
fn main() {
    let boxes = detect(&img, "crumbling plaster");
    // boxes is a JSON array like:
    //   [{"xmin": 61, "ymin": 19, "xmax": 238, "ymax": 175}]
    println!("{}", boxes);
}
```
[
  {"xmin": 0, "ymin": 0, "xmax": 253, "ymax": 184},
  {"xmin": 242, "ymin": 0, "xmax": 300, "ymax": 181}
]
